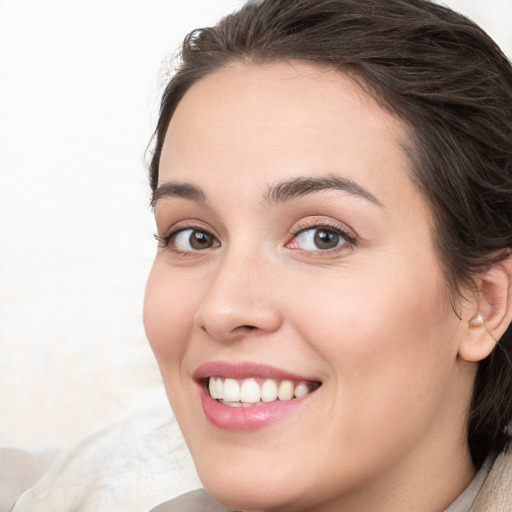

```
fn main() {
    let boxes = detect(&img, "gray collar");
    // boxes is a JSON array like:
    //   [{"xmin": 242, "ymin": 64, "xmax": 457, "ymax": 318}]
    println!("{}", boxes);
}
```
[
  {"xmin": 150, "ymin": 489, "xmax": 232, "ymax": 512},
  {"xmin": 444, "ymin": 449, "xmax": 500, "ymax": 512}
]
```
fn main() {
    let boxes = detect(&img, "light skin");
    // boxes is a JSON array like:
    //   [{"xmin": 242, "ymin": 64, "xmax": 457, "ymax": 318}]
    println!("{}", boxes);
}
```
[{"xmin": 144, "ymin": 61, "xmax": 511, "ymax": 511}]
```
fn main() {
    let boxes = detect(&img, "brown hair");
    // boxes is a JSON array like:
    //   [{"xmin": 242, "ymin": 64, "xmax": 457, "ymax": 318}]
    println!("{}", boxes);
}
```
[{"xmin": 148, "ymin": 0, "xmax": 512, "ymax": 467}]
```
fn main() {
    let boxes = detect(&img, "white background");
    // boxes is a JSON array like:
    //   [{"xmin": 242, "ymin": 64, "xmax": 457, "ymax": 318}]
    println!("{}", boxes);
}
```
[{"xmin": 1, "ymin": 0, "xmax": 511, "ymax": 450}]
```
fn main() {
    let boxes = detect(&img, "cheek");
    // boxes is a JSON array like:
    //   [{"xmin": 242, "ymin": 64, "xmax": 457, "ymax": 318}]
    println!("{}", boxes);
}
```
[
  {"xmin": 143, "ymin": 260, "xmax": 196, "ymax": 370},
  {"xmin": 294, "ymin": 260, "xmax": 455, "ymax": 421}
]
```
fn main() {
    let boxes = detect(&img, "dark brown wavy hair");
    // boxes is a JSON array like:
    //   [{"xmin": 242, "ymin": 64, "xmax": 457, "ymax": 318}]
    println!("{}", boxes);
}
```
[{"xmin": 148, "ymin": 0, "xmax": 512, "ymax": 468}]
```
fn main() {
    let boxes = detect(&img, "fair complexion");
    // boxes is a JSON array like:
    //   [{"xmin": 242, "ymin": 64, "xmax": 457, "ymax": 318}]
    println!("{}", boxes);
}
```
[{"xmin": 144, "ymin": 61, "xmax": 479, "ymax": 511}]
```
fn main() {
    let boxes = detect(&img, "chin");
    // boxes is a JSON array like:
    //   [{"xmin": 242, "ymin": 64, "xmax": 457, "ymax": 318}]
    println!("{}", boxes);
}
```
[
  {"xmin": 189, "ymin": 440, "xmax": 335, "ymax": 512},
  {"xmin": 201, "ymin": 476, "xmax": 296, "ymax": 512}
]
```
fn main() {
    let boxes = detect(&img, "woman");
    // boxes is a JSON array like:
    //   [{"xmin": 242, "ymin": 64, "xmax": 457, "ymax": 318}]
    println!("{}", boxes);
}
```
[{"xmin": 144, "ymin": 0, "xmax": 512, "ymax": 510}]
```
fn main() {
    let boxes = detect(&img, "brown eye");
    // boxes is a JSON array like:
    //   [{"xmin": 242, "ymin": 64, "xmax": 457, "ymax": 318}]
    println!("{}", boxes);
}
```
[
  {"xmin": 314, "ymin": 229, "xmax": 340, "ymax": 250},
  {"xmin": 189, "ymin": 231, "xmax": 215, "ymax": 249},
  {"xmin": 291, "ymin": 227, "xmax": 350, "ymax": 251},
  {"xmin": 173, "ymin": 229, "xmax": 219, "ymax": 252}
]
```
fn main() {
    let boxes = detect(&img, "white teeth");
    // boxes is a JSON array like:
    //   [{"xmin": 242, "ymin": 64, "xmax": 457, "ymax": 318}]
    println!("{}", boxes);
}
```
[
  {"xmin": 261, "ymin": 379, "xmax": 278, "ymax": 402},
  {"xmin": 215, "ymin": 378, "xmax": 224, "ymax": 399},
  {"xmin": 209, "ymin": 378, "xmax": 222, "ymax": 399},
  {"xmin": 294, "ymin": 382, "xmax": 309, "ymax": 398},
  {"xmin": 223, "ymin": 378, "xmax": 240, "ymax": 402},
  {"xmin": 209, "ymin": 377, "xmax": 223, "ymax": 400},
  {"xmin": 220, "ymin": 400, "xmax": 242, "ymax": 407},
  {"xmin": 208, "ymin": 377, "xmax": 317, "ymax": 405},
  {"xmin": 208, "ymin": 378, "xmax": 216, "ymax": 398},
  {"xmin": 240, "ymin": 379, "xmax": 260, "ymax": 403},
  {"xmin": 277, "ymin": 380, "xmax": 294, "ymax": 400}
]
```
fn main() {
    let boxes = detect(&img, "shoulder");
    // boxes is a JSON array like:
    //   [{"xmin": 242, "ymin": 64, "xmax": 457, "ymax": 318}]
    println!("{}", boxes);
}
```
[
  {"xmin": 472, "ymin": 441, "xmax": 512, "ymax": 512},
  {"xmin": 150, "ymin": 489, "xmax": 232, "ymax": 512}
]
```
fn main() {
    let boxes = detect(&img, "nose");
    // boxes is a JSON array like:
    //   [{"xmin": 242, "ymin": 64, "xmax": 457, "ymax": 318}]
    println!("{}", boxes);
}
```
[{"xmin": 194, "ymin": 251, "xmax": 283, "ymax": 342}]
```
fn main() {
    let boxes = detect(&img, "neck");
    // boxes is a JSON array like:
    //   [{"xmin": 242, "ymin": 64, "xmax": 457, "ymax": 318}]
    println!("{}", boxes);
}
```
[{"xmin": 305, "ymin": 441, "xmax": 475, "ymax": 512}]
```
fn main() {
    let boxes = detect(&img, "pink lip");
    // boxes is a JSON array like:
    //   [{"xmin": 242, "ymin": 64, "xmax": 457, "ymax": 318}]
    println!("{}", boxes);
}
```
[
  {"xmin": 194, "ymin": 361, "xmax": 318, "ymax": 381},
  {"xmin": 194, "ymin": 361, "xmax": 320, "ymax": 431}
]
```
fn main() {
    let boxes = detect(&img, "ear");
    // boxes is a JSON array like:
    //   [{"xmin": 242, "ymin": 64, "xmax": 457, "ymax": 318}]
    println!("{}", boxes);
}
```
[{"xmin": 458, "ymin": 255, "xmax": 512, "ymax": 363}]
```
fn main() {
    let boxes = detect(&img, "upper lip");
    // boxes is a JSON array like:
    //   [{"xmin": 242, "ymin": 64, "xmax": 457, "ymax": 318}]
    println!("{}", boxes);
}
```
[{"xmin": 194, "ymin": 361, "xmax": 320, "ymax": 382}]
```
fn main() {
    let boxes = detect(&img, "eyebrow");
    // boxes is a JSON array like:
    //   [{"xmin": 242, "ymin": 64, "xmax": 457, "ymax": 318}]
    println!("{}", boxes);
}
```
[
  {"xmin": 264, "ymin": 174, "xmax": 383, "ymax": 207},
  {"xmin": 151, "ymin": 173, "xmax": 382, "ymax": 208},
  {"xmin": 151, "ymin": 182, "xmax": 207, "ymax": 208}
]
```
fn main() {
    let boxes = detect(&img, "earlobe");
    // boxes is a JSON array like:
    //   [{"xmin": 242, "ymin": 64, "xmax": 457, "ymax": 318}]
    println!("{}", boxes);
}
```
[
  {"xmin": 458, "ymin": 255, "xmax": 512, "ymax": 363},
  {"xmin": 459, "ymin": 314, "xmax": 497, "ymax": 363}
]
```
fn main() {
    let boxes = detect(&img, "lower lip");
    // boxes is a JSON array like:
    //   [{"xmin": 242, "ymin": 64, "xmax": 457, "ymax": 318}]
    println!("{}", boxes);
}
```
[{"xmin": 200, "ymin": 385, "xmax": 315, "ymax": 431}]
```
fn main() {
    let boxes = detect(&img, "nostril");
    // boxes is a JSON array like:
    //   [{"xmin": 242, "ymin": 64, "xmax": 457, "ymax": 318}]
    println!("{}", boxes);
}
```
[
  {"xmin": 229, "ymin": 325, "xmax": 258, "ymax": 335},
  {"xmin": 200, "ymin": 324, "xmax": 256, "ymax": 337}
]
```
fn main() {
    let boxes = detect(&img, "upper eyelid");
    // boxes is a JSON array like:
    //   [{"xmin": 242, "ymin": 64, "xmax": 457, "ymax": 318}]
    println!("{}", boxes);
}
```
[
  {"xmin": 291, "ymin": 227, "xmax": 356, "ymax": 246},
  {"xmin": 290, "ymin": 217, "xmax": 356, "ymax": 238},
  {"xmin": 158, "ymin": 219, "xmax": 214, "ymax": 237},
  {"xmin": 293, "ymin": 222, "xmax": 346, "ymax": 234}
]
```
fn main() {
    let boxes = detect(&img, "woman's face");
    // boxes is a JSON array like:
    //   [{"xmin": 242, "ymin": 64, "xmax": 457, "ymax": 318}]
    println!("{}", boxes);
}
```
[{"xmin": 144, "ymin": 62, "xmax": 472, "ymax": 511}]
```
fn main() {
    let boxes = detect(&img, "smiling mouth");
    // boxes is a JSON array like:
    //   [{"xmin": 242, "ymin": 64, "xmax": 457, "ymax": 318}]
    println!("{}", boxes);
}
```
[{"xmin": 207, "ymin": 377, "xmax": 321, "ymax": 407}]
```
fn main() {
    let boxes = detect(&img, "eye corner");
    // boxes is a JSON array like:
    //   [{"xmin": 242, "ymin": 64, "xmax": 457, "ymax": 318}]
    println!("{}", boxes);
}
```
[{"xmin": 154, "ymin": 232, "xmax": 170, "ymax": 248}]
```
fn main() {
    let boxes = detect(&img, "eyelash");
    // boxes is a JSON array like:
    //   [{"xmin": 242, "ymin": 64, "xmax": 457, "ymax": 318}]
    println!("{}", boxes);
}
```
[
  {"xmin": 154, "ymin": 221, "xmax": 357, "ymax": 254},
  {"xmin": 288, "ymin": 221, "xmax": 357, "ymax": 252},
  {"xmin": 154, "ymin": 224, "xmax": 211, "ymax": 250}
]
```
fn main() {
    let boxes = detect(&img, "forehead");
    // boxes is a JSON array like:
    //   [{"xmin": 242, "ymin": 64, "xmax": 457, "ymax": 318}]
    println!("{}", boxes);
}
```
[{"xmin": 159, "ymin": 61, "xmax": 419, "ymax": 212}]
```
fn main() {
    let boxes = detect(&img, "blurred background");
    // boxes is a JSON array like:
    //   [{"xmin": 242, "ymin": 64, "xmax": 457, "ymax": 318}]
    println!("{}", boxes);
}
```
[{"xmin": 1, "ymin": 0, "xmax": 511, "ymax": 451}]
